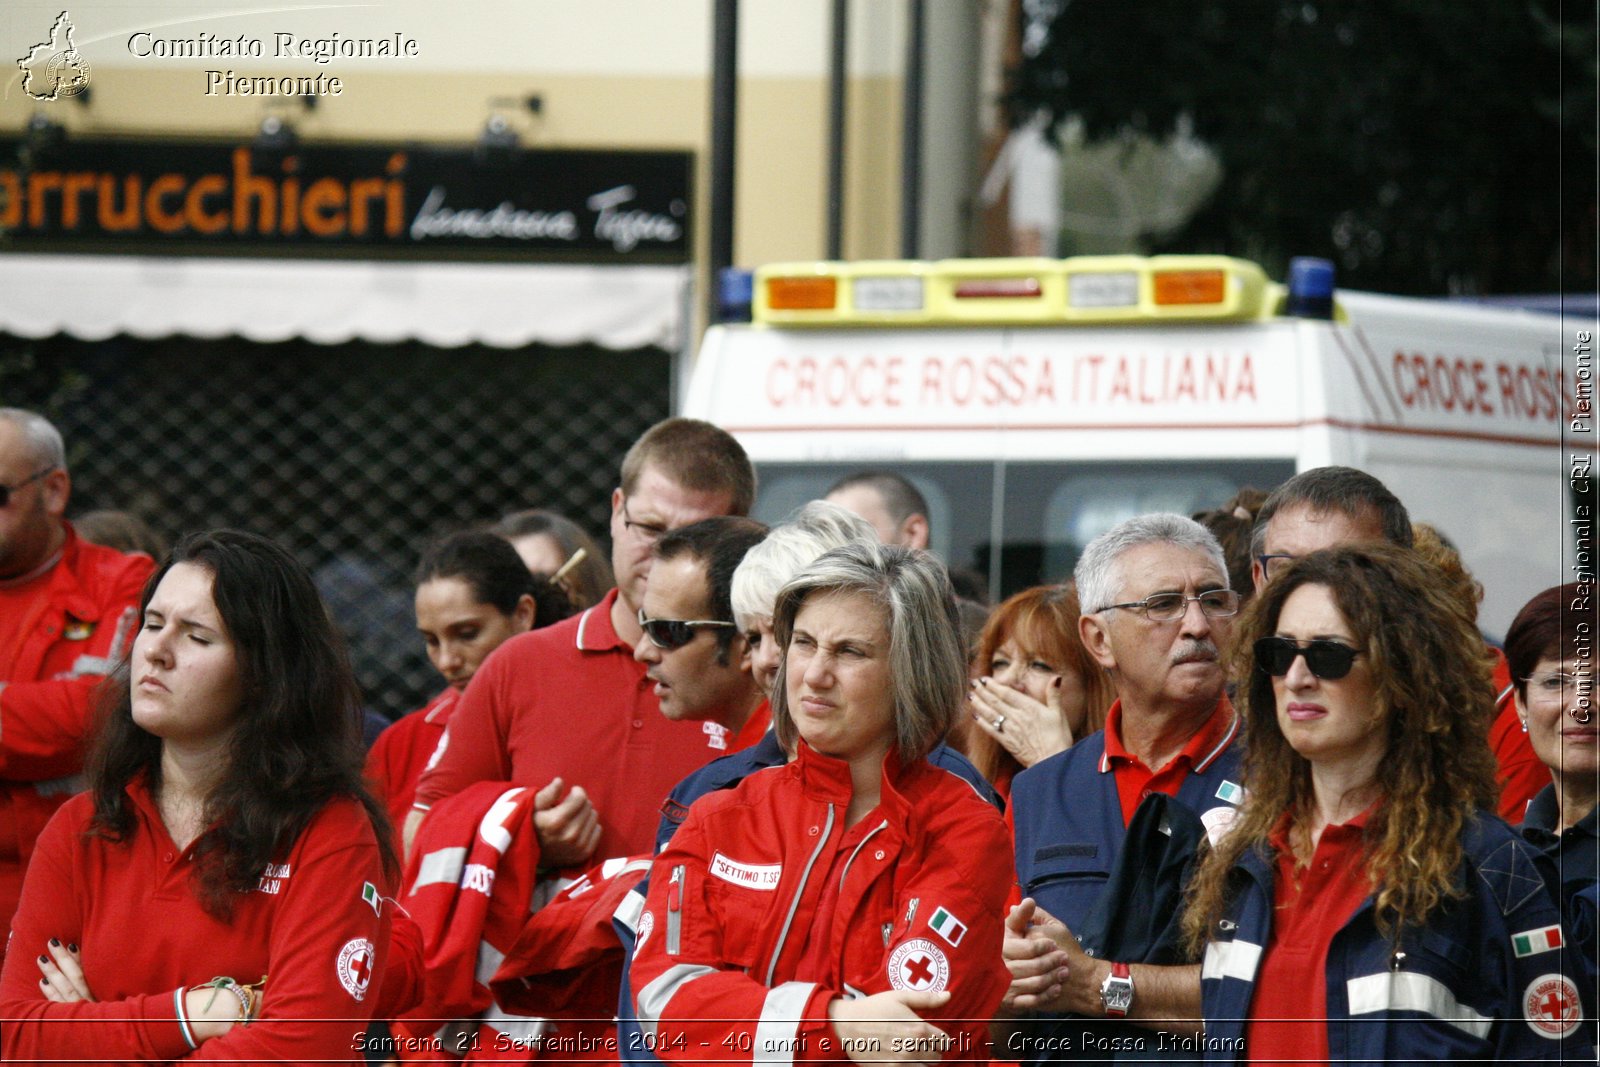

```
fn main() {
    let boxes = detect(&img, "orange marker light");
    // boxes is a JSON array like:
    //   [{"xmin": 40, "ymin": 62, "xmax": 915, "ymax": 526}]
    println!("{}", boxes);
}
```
[
  {"xmin": 765, "ymin": 276, "xmax": 838, "ymax": 311},
  {"xmin": 1152, "ymin": 270, "xmax": 1226, "ymax": 305}
]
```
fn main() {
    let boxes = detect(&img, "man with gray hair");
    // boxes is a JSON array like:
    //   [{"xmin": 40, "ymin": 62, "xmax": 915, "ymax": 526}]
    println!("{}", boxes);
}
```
[
  {"xmin": 0, "ymin": 409, "xmax": 153, "ymax": 929},
  {"xmin": 1003, "ymin": 513, "xmax": 1243, "ymax": 1059}
]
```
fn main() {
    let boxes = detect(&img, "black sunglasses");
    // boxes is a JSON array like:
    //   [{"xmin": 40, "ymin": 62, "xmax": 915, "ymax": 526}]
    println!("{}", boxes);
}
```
[
  {"xmin": 637, "ymin": 610, "xmax": 735, "ymax": 651},
  {"xmin": 0, "ymin": 466, "xmax": 55, "ymax": 508},
  {"xmin": 1254, "ymin": 636, "xmax": 1363, "ymax": 680}
]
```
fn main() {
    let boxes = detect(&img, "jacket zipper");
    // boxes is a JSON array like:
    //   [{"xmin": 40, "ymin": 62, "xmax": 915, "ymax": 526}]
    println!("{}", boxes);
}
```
[
  {"xmin": 666, "ymin": 864, "xmax": 685, "ymax": 955},
  {"xmin": 765, "ymin": 803, "xmax": 836, "ymax": 986}
]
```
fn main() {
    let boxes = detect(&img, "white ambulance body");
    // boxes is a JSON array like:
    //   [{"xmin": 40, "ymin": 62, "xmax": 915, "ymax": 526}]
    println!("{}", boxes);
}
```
[{"xmin": 684, "ymin": 256, "xmax": 1586, "ymax": 638}]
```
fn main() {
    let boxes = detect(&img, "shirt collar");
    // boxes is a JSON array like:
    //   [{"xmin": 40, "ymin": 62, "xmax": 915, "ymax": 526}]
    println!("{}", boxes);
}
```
[
  {"xmin": 574, "ymin": 587, "xmax": 626, "ymax": 652},
  {"xmin": 1099, "ymin": 695, "xmax": 1238, "ymax": 774}
]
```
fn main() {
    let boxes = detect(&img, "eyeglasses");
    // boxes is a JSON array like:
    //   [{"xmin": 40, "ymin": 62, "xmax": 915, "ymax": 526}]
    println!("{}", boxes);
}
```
[
  {"xmin": 1254, "ymin": 636, "xmax": 1363, "ymax": 680},
  {"xmin": 1095, "ymin": 589, "xmax": 1240, "ymax": 622},
  {"xmin": 620, "ymin": 498, "xmax": 669, "ymax": 543},
  {"xmin": 1255, "ymin": 553, "xmax": 1297, "ymax": 580},
  {"xmin": 637, "ymin": 610, "xmax": 735, "ymax": 651},
  {"xmin": 0, "ymin": 467, "xmax": 55, "ymax": 508},
  {"xmin": 1525, "ymin": 671, "xmax": 1594, "ymax": 700}
]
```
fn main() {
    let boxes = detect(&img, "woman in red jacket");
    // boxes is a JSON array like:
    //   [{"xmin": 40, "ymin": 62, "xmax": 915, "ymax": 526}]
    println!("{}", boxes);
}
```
[
  {"xmin": 0, "ymin": 529, "xmax": 401, "ymax": 1064},
  {"xmin": 631, "ymin": 541, "xmax": 1014, "ymax": 1065}
]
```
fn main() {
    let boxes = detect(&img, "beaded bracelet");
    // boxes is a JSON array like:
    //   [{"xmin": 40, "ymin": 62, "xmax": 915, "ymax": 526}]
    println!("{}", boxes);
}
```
[{"xmin": 201, "ymin": 976, "xmax": 254, "ymax": 1025}]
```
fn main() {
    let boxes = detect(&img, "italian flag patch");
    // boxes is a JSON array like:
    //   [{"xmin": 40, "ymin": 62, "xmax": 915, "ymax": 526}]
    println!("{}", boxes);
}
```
[
  {"xmin": 361, "ymin": 881, "xmax": 382, "ymax": 916},
  {"xmin": 1512, "ymin": 925, "xmax": 1563, "ymax": 957},
  {"xmin": 928, "ymin": 906, "xmax": 967, "ymax": 947}
]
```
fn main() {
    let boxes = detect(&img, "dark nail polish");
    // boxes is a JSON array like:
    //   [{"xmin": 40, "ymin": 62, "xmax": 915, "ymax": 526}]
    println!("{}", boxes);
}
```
[
  {"xmin": 67, "ymin": 944, "xmax": 77, "ymax": 954},
  {"xmin": 48, "ymin": 938, "xmax": 60, "ymax": 948},
  {"xmin": 37, "ymin": 954, "xmax": 47, "ymax": 964}
]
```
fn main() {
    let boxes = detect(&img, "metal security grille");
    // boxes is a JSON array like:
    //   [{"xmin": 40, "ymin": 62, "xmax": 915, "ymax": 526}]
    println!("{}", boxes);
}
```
[{"xmin": 1, "ymin": 334, "xmax": 669, "ymax": 721}]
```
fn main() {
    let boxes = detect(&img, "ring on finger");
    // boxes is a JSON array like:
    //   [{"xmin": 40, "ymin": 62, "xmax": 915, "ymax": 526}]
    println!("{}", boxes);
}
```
[{"xmin": 994, "ymin": 715, "xmax": 1006, "ymax": 731}]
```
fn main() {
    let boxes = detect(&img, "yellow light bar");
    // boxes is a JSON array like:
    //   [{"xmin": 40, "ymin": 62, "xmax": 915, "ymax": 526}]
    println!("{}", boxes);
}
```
[{"xmin": 751, "ymin": 255, "xmax": 1274, "ymax": 326}]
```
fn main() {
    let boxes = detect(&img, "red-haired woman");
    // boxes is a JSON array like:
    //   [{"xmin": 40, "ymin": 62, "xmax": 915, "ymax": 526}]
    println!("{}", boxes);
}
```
[{"xmin": 965, "ymin": 584, "xmax": 1114, "ymax": 796}]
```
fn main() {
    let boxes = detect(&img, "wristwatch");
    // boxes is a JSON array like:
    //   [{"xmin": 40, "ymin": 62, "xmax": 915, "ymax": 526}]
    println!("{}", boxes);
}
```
[{"xmin": 1099, "ymin": 961, "xmax": 1134, "ymax": 1017}]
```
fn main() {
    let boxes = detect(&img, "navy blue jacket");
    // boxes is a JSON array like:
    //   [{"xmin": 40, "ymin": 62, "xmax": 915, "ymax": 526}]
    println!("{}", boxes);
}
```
[
  {"xmin": 1006, "ymin": 709, "xmax": 1243, "ymax": 1063},
  {"xmin": 1520, "ymin": 784, "xmax": 1598, "ymax": 1021},
  {"xmin": 614, "ymin": 733, "xmax": 1002, "ymax": 1065},
  {"xmin": 1200, "ymin": 813, "xmax": 1594, "ymax": 1063}
]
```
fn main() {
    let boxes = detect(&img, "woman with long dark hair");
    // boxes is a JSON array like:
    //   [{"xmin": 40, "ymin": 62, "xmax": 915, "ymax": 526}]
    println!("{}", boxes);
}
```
[
  {"xmin": 0, "ymin": 529, "xmax": 401, "ymax": 1063},
  {"xmin": 368, "ymin": 529, "xmax": 572, "ymax": 845},
  {"xmin": 1183, "ymin": 544, "xmax": 1590, "ymax": 1062}
]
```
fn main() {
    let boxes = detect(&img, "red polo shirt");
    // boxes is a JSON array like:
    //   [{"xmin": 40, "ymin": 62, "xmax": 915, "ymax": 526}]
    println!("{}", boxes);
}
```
[
  {"xmin": 1244, "ymin": 806, "xmax": 1377, "ymax": 1065},
  {"xmin": 413, "ymin": 589, "xmax": 729, "ymax": 863},
  {"xmin": 365, "ymin": 687, "xmax": 459, "ymax": 844},
  {"xmin": 1100, "ymin": 697, "xmax": 1239, "ymax": 826}
]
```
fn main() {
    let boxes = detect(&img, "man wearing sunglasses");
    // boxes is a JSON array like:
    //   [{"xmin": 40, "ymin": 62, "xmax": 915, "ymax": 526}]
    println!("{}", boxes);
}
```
[
  {"xmin": 0, "ymin": 409, "xmax": 153, "ymax": 931},
  {"xmin": 634, "ymin": 517, "xmax": 769, "ymax": 750},
  {"xmin": 411, "ymin": 418, "xmax": 757, "ymax": 873},
  {"xmin": 1004, "ymin": 514, "xmax": 1242, "ymax": 1061}
]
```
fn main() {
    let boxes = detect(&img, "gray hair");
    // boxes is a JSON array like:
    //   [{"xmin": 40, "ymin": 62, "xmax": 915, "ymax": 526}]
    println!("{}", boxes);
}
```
[
  {"xmin": 1075, "ymin": 513, "xmax": 1227, "ymax": 613},
  {"xmin": 771, "ymin": 541, "xmax": 963, "ymax": 762},
  {"xmin": 730, "ymin": 500, "xmax": 875, "ymax": 630},
  {"xmin": 0, "ymin": 408, "xmax": 66, "ymax": 472}
]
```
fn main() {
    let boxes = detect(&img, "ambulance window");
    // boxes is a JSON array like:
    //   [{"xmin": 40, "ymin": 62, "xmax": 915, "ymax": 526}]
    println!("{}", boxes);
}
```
[
  {"xmin": 1026, "ymin": 461, "xmax": 1295, "ymax": 582},
  {"xmin": 751, "ymin": 466, "xmax": 982, "ymax": 559}
]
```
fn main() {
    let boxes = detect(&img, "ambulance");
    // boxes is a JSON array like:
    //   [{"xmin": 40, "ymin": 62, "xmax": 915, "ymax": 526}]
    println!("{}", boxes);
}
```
[{"xmin": 683, "ymin": 255, "xmax": 1592, "ymax": 638}]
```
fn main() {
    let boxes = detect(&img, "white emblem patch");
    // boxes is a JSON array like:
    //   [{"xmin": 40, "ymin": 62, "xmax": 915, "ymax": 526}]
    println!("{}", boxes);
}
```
[
  {"xmin": 887, "ymin": 938, "xmax": 949, "ymax": 993},
  {"xmin": 709, "ymin": 852, "xmax": 781, "ymax": 891},
  {"xmin": 1200, "ymin": 804, "xmax": 1240, "ymax": 845},
  {"xmin": 336, "ymin": 937, "xmax": 376, "ymax": 1001},
  {"xmin": 635, "ymin": 910, "xmax": 655, "ymax": 952},
  {"xmin": 1524, "ymin": 973, "xmax": 1581, "ymax": 1038}
]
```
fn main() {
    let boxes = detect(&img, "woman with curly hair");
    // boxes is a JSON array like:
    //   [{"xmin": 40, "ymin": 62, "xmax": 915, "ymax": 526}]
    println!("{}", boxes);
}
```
[
  {"xmin": 1183, "ymin": 543, "xmax": 1590, "ymax": 1062},
  {"xmin": 0, "ymin": 530, "xmax": 402, "ymax": 1063},
  {"xmin": 964, "ymin": 583, "xmax": 1114, "ymax": 795}
]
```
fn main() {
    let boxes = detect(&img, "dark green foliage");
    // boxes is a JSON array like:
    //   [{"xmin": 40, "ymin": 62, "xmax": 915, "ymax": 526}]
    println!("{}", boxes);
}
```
[{"xmin": 1011, "ymin": 0, "xmax": 1595, "ymax": 294}]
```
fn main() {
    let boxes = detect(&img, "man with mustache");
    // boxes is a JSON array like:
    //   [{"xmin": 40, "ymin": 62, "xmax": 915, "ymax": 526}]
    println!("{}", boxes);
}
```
[{"xmin": 1003, "ymin": 514, "xmax": 1241, "ymax": 1061}]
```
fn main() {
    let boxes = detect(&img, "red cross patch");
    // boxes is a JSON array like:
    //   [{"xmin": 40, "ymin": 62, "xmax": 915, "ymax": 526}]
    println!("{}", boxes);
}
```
[
  {"xmin": 887, "ymin": 938, "xmax": 949, "ymax": 993},
  {"xmin": 337, "ymin": 937, "xmax": 376, "ymax": 1002},
  {"xmin": 1524, "ymin": 973, "xmax": 1581, "ymax": 1038}
]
